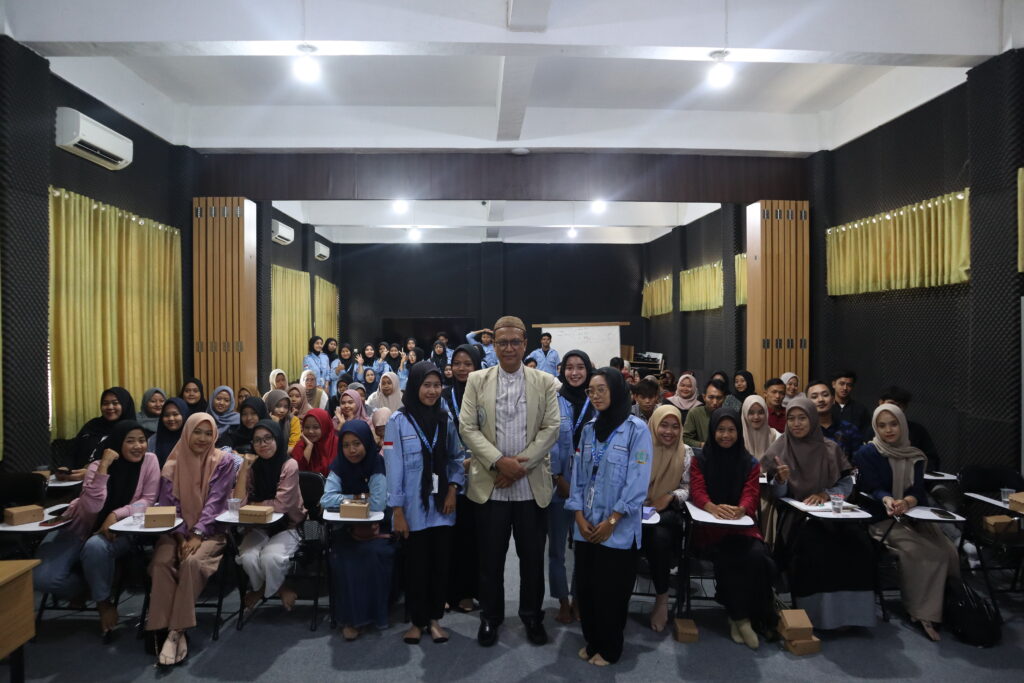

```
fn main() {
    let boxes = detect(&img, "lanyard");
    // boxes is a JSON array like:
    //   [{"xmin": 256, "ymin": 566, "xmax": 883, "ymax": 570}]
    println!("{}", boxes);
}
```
[
  {"xmin": 448, "ymin": 390, "xmax": 459, "ymax": 418},
  {"xmin": 572, "ymin": 398, "xmax": 591, "ymax": 433},
  {"xmin": 404, "ymin": 413, "xmax": 438, "ymax": 454}
]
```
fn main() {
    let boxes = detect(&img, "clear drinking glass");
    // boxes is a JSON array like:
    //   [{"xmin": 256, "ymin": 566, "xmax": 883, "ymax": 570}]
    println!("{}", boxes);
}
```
[
  {"xmin": 830, "ymin": 494, "xmax": 845, "ymax": 514},
  {"xmin": 228, "ymin": 497, "xmax": 242, "ymax": 517},
  {"xmin": 1000, "ymin": 488, "xmax": 1014, "ymax": 504},
  {"xmin": 131, "ymin": 501, "xmax": 146, "ymax": 526}
]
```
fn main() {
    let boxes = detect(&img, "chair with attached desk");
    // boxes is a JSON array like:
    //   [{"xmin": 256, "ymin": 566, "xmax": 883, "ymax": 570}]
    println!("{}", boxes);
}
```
[
  {"xmin": 0, "ymin": 475, "xmax": 49, "ymax": 561},
  {"xmin": 678, "ymin": 500, "xmax": 756, "ymax": 619}
]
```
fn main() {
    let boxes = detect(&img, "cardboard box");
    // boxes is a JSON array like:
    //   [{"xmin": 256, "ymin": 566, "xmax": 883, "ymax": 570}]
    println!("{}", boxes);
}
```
[
  {"xmin": 239, "ymin": 505, "xmax": 274, "ymax": 524},
  {"xmin": 1008, "ymin": 492, "xmax": 1024, "ymax": 514},
  {"xmin": 983, "ymin": 514, "xmax": 1018, "ymax": 537},
  {"xmin": 3, "ymin": 505, "xmax": 44, "ymax": 526},
  {"xmin": 338, "ymin": 499, "xmax": 369, "ymax": 519},
  {"xmin": 144, "ymin": 506, "xmax": 176, "ymax": 528},
  {"xmin": 673, "ymin": 618, "xmax": 699, "ymax": 643},
  {"xmin": 778, "ymin": 609, "xmax": 814, "ymax": 641},
  {"xmin": 33, "ymin": 469, "xmax": 51, "ymax": 480},
  {"xmin": 784, "ymin": 635, "xmax": 821, "ymax": 656}
]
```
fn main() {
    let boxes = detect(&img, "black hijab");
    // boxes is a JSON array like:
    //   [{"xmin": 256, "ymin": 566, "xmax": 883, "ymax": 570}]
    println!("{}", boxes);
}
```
[
  {"xmin": 385, "ymin": 343, "xmax": 403, "ymax": 373},
  {"xmin": 179, "ymin": 377, "xmax": 208, "ymax": 413},
  {"xmin": 74, "ymin": 387, "xmax": 138, "ymax": 466},
  {"xmin": 328, "ymin": 372, "xmax": 355, "ymax": 414},
  {"xmin": 324, "ymin": 337, "xmax": 340, "ymax": 364},
  {"xmin": 430, "ymin": 342, "xmax": 449, "ymax": 372},
  {"xmin": 695, "ymin": 408, "xmax": 755, "ymax": 505},
  {"xmin": 153, "ymin": 397, "xmax": 190, "ymax": 466},
  {"xmin": 94, "ymin": 420, "xmax": 146, "ymax": 532},
  {"xmin": 410, "ymin": 346, "xmax": 427, "ymax": 365},
  {"xmin": 734, "ymin": 370, "xmax": 756, "ymax": 402},
  {"xmin": 711, "ymin": 370, "xmax": 732, "ymax": 395},
  {"xmin": 220, "ymin": 397, "xmax": 269, "ymax": 452},
  {"xmin": 592, "ymin": 366, "xmax": 632, "ymax": 443},
  {"xmin": 250, "ymin": 419, "xmax": 289, "ymax": 502},
  {"xmin": 331, "ymin": 420, "xmax": 386, "ymax": 495},
  {"xmin": 339, "ymin": 343, "xmax": 357, "ymax": 374},
  {"xmin": 559, "ymin": 350, "xmax": 595, "ymax": 449},
  {"xmin": 400, "ymin": 361, "xmax": 449, "ymax": 511},
  {"xmin": 443, "ymin": 344, "xmax": 482, "ymax": 418}
]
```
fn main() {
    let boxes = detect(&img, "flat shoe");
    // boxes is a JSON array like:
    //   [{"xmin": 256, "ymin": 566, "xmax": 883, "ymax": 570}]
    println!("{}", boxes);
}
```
[
  {"xmin": 403, "ymin": 627, "xmax": 422, "ymax": 644},
  {"xmin": 578, "ymin": 646, "xmax": 590, "ymax": 660}
]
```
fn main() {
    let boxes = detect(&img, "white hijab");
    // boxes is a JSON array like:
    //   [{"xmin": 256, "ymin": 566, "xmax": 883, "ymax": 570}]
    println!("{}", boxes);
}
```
[
  {"xmin": 780, "ymin": 372, "xmax": 805, "ymax": 408},
  {"xmin": 367, "ymin": 371, "xmax": 403, "ymax": 411}
]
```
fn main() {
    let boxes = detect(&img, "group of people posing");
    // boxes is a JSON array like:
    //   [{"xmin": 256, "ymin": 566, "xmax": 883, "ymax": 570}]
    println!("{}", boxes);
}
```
[{"xmin": 37, "ymin": 315, "xmax": 958, "ymax": 669}]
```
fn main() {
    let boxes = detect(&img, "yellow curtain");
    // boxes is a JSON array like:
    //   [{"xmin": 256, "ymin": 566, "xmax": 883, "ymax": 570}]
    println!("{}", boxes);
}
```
[
  {"xmin": 679, "ymin": 261, "xmax": 723, "ymax": 311},
  {"xmin": 641, "ymin": 277, "xmax": 673, "ymax": 317},
  {"xmin": 735, "ymin": 253, "xmax": 748, "ymax": 306},
  {"xmin": 827, "ymin": 189, "xmax": 970, "ymax": 295},
  {"xmin": 49, "ymin": 188, "xmax": 183, "ymax": 439},
  {"xmin": 1018, "ymin": 169, "xmax": 1023, "ymax": 272},
  {"xmin": 313, "ymin": 275, "xmax": 339, "ymax": 341},
  {"xmin": 271, "ymin": 265, "xmax": 311, "ymax": 381}
]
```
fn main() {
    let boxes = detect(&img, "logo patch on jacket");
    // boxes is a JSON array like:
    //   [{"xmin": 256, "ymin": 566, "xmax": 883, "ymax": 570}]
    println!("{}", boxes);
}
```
[{"xmin": 635, "ymin": 450, "xmax": 648, "ymax": 464}]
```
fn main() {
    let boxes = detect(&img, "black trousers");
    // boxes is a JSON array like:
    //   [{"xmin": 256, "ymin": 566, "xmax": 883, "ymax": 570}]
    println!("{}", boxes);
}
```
[
  {"xmin": 641, "ymin": 507, "xmax": 683, "ymax": 595},
  {"xmin": 576, "ymin": 541, "xmax": 637, "ymax": 664},
  {"xmin": 476, "ymin": 499, "xmax": 547, "ymax": 625},
  {"xmin": 710, "ymin": 535, "xmax": 777, "ymax": 628},
  {"xmin": 404, "ymin": 525, "xmax": 453, "ymax": 628},
  {"xmin": 447, "ymin": 495, "xmax": 479, "ymax": 605}
]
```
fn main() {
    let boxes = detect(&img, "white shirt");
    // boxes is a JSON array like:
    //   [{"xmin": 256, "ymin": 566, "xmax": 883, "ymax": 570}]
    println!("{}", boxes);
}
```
[{"xmin": 490, "ymin": 363, "xmax": 532, "ymax": 502}]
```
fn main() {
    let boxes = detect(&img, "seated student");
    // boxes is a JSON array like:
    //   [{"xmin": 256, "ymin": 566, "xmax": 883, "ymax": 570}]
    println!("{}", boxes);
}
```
[
  {"xmin": 385, "ymin": 362, "xmax": 467, "ymax": 645},
  {"xmin": 566, "ymin": 368, "xmax": 652, "ymax": 666},
  {"xmin": 216, "ymin": 397, "xmax": 268, "ymax": 453},
  {"xmin": 466, "ymin": 328, "xmax": 497, "ymax": 368},
  {"xmin": 303, "ymin": 335, "xmax": 331, "ymax": 390},
  {"xmin": 265, "ymin": 389, "xmax": 301, "ymax": 449},
  {"xmin": 361, "ymin": 368, "xmax": 380, "ymax": 397},
  {"xmin": 854, "ymin": 404, "xmax": 959, "ymax": 642},
  {"xmin": 732, "ymin": 371, "xmax": 756, "ymax": 405},
  {"xmin": 630, "ymin": 377, "xmax": 662, "ymax": 423},
  {"xmin": 346, "ymin": 382, "xmax": 374, "ymax": 417},
  {"xmin": 377, "ymin": 341, "xmax": 391, "ymax": 368},
  {"xmin": 384, "ymin": 343, "xmax": 406, "ymax": 384},
  {"xmin": 323, "ymin": 420, "xmax": 393, "ymax": 641},
  {"xmin": 643, "ymin": 405, "xmax": 692, "ymax": 633},
  {"xmin": 806, "ymin": 380, "xmax": 863, "ymax": 462},
  {"xmin": 430, "ymin": 340, "xmax": 450, "ymax": 374},
  {"xmin": 287, "ymin": 383, "xmax": 312, "ymax": 419},
  {"xmin": 35, "ymin": 421, "xmax": 160, "ymax": 636},
  {"xmin": 742, "ymin": 395, "xmax": 782, "ymax": 544},
  {"xmin": 66, "ymin": 387, "xmax": 138, "ymax": 480},
  {"xmin": 434, "ymin": 331, "xmax": 455, "ymax": 363},
  {"xmin": 690, "ymin": 408, "xmax": 777, "ymax": 648},
  {"xmin": 149, "ymin": 398, "xmax": 190, "ymax": 467},
  {"xmin": 763, "ymin": 398, "xmax": 875, "ymax": 631},
  {"xmin": 178, "ymin": 378, "xmax": 208, "ymax": 414},
  {"xmin": 210, "ymin": 386, "xmax": 240, "ymax": 438},
  {"xmin": 710, "ymin": 371, "xmax": 743, "ymax": 412},
  {"xmin": 263, "ymin": 369, "xmax": 289, "ymax": 403},
  {"xmin": 232, "ymin": 419, "xmax": 306, "ymax": 612},
  {"xmin": 368, "ymin": 371, "xmax": 402, "ymax": 412},
  {"xmin": 236, "ymin": 386, "xmax": 258, "ymax": 405},
  {"xmin": 442, "ymin": 364, "xmax": 454, "ymax": 387},
  {"xmin": 370, "ymin": 408, "xmax": 392, "ymax": 447},
  {"xmin": 780, "ymin": 372, "xmax": 805, "ymax": 408},
  {"xmin": 659, "ymin": 371, "xmax": 677, "ymax": 400},
  {"xmin": 137, "ymin": 388, "xmax": 166, "ymax": 436},
  {"xmin": 333, "ymin": 388, "xmax": 373, "ymax": 431},
  {"xmin": 763, "ymin": 378, "xmax": 787, "ymax": 432},
  {"xmin": 683, "ymin": 379, "xmax": 727, "ymax": 448},
  {"xmin": 832, "ymin": 369, "xmax": 871, "ymax": 435},
  {"xmin": 291, "ymin": 408, "xmax": 338, "ymax": 477},
  {"xmin": 666, "ymin": 373, "xmax": 702, "ymax": 423},
  {"xmin": 300, "ymin": 369, "xmax": 329, "ymax": 410},
  {"xmin": 524, "ymin": 357, "xmax": 538, "ymax": 369},
  {"xmin": 878, "ymin": 386, "xmax": 941, "ymax": 472},
  {"xmin": 147, "ymin": 413, "xmax": 235, "ymax": 667},
  {"xmin": 327, "ymin": 373, "xmax": 355, "ymax": 416}
]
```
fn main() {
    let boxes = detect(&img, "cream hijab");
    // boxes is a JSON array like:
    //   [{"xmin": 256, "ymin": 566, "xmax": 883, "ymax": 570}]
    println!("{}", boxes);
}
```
[
  {"xmin": 668, "ymin": 374, "xmax": 702, "ymax": 412},
  {"xmin": 741, "ymin": 394, "xmax": 781, "ymax": 460},
  {"xmin": 870, "ymin": 403, "xmax": 925, "ymax": 499},
  {"xmin": 367, "ymin": 371, "xmax": 403, "ymax": 411},
  {"xmin": 160, "ymin": 413, "xmax": 223, "ymax": 529},
  {"xmin": 646, "ymin": 405, "xmax": 691, "ymax": 505},
  {"xmin": 780, "ymin": 372, "xmax": 805, "ymax": 408}
]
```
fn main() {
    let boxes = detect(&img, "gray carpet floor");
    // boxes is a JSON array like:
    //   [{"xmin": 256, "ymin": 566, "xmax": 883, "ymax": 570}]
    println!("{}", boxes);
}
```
[{"xmin": 16, "ymin": 545, "xmax": 1024, "ymax": 683}]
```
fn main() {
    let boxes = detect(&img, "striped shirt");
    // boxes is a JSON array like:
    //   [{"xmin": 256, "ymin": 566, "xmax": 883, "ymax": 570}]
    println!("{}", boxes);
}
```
[{"xmin": 490, "ymin": 363, "xmax": 532, "ymax": 502}]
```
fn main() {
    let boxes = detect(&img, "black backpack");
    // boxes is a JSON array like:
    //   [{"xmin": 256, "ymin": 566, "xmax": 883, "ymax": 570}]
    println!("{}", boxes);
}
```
[{"xmin": 943, "ymin": 579, "xmax": 1001, "ymax": 647}]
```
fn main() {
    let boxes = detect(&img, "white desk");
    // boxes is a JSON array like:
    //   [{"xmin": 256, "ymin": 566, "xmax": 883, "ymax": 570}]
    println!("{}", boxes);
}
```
[
  {"xmin": 684, "ymin": 501, "xmax": 753, "ymax": 527},
  {"xmin": 323, "ymin": 510, "xmax": 385, "ymax": 523},
  {"xmin": 642, "ymin": 508, "xmax": 661, "ymax": 526},
  {"xmin": 905, "ymin": 507, "xmax": 966, "ymax": 523},
  {"xmin": 47, "ymin": 476, "xmax": 81, "ymax": 489},
  {"xmin": 0, "ymin": 505, "xmax": 73, "ymax": 533},
  {"xmin": 215, "ymin": 511, "xmax": 285, "ymax": 526},
  {"xmin": 964, "ymin": 491, "xmax": 1020, "ymax": 514},
  {"xmin": 780, "ymin": 497, "xmax": 872, "ymax": 520},
  {"xmin": 758, "ymin": 473, "xmax": 768, "ymax": 485},
  {"xmin": 109, "ymin": 517, "xmax": 183, "ymax": 534},
  {"xmin": 923, "ymin": 471, "xmax": 958, "ymax": 482}
]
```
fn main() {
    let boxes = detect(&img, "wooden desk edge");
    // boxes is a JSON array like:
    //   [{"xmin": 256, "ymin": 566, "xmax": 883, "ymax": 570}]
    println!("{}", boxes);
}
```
[{"xmin": 0, "ymin": 559, "xmax": 41, "ymax": 588}]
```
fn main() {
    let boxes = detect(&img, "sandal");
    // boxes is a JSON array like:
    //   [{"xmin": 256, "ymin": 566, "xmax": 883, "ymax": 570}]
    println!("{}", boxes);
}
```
[
  {"xmin": 157, "ymin": 630, "xmax": 181, "ymax": 667},
  {"xmin": 403, "ymin": 626, "xmax": 422, "ymax": 644},
  {"xmin": 174, "ymin": 631, "xmax": 189, "ymax": 665}
]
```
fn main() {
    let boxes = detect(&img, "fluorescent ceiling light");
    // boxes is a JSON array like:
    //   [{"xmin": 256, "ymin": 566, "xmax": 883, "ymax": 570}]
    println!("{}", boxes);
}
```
[
  {"xmin": 591, "ymin": 199, "xmax": 607, "ymax": 214},
  {"xmin": 407, "ymin": 227, "xmax": 422, "ymax": 241},
  {"xmin": 567, "ymin": 227, "xmax": 578, "ymax": 238},
  {"xmin": 293, "ymin": 44, "xmax": 320, "ymax": 83},
  {"xmin": 392, "ymin": 199, "xmax": 409, "ymax": 214}
]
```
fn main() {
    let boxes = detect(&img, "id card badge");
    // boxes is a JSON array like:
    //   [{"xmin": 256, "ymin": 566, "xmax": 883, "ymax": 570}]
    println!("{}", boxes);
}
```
[
  {"xmin": 432, "ymin": 473, "xmax": 439, "ymax": 494},
  {"xmin": 585, "ymin": 485, "xmax": 595, "ymax": 511}
]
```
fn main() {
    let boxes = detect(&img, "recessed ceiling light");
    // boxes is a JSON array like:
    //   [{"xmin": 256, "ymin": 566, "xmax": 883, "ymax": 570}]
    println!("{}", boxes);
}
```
[
  {"xmin": 293, "ymin": 44, "xmax": 320, "ymax": 83},
  {"xmin": 567, "ymin": 227, "xmax": 578, "ymax": 238},
  {"xmin": 392, "ymin": 199, "xmax": 409, "ymax": 214},
  {"xmin": 591, "ymin": 199, "xmax": 607, "ymax": 214},
  {"xmin": 707, "ymin": 50, "xmax": 734, "ymax": 89},
  {"xmin": 510, "ymin": 147, "xmax": 531, "ymax": 156},
  {"xmin": 407, "ymin": 227, "xmax": 422, "ymax": 241}
]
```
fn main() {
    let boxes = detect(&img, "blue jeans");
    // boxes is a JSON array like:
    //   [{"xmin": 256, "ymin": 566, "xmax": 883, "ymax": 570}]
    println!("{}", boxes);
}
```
[
  {"xmin": 547, "ymin": 498, "xmax": 574, "ymax": 600},
  {"xmin": 34, "ymin": 529, "xmax": 132, "ymax": 602}
]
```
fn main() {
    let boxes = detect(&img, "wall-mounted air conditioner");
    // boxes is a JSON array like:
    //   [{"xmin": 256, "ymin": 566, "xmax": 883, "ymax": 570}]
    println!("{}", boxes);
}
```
[
  {"xmin": 314, "ymin": 242, "xmax": 330, "ymax": 261},
  {"xmin": 55, "ymin": 107, "xmax": 133, "ymax": 171},
  {"xmin": 271, "ymin": 221, "xmax": 295, "ymax": 245}
]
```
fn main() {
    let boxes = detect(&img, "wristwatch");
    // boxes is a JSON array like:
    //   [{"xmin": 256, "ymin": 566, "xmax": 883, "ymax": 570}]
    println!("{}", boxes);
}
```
[
  {"xmin": 192, "ymin": 528, "xmax": 205, "ymax": 540},
  {"xmin": 608, "ymin": 517, "xmax": 618, "ymax": 526}
]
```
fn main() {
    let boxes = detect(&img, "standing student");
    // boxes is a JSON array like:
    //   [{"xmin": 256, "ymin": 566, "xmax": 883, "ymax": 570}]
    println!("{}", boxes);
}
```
[
  {"xmin": 265, "ymin": 389, "xmax": 301, "ymax": 449},
  {"xmin": 832, "ymin": 370, "xmax": 872, "ymax": 436},
  {"xmin": 216, "ymin": 397, "xmax": 268, "ymax": 453},
  {"xmin": 67, "ymin": 387, "xmax": 138, "ymax": 479},
  {"xmin": 430, "ymin": 340, "xmax": 449, "ymax": 374},
  {"xmin": 137, "ymin": 388, "xmax": 167, "ymax": 435},
  {"xmin": 337, "ymin": 344, "xmax": 359, "ymax": 377},
  {"xmin": 324, "ymin": 338, "xmax": 340, "ymax": 390},
  {"xmin": 323, "ymin": 420, "xmax": 393, "ymax": 641},
  {"xmin": 466, "ymin": 328, "xmax": 498, "ymax": 368},
  {"xmin": 710, "ymin": 371, "xmax": 743, "ymax": 412},
  {"xmin": 386, "ymin": 362, "xmax": 466, "ymax": 645},
  {"xmin": 304, "ymin": 336, "xmax": 331, "ymax": 390},
  {"xmin": 642, "ymin": 405, "xmax": 691, "ymax": 633},
  {"xmin": 683, "ymin": 379, "xmax": 727, "ymax": 447},
  {"xmin": 35, "ymin": 421, "xmax": 160, "ymax": 636},
  {"xmin": 435, "ymin": 331, "xmax": 455, "ymax": 362},
  {"xmin": 363, "ymin": 343, "xmax": 388, "ymax": 376},
  {"xmin": 566, "ymin": 367, "xmax": 652, "ymax": 666},
  {"xmin": 763, "ymin": 378, "xmax": 787, "ymax": 432},
  {"xmin": 550, "ymin": 349, "xmax": 595, "ymax": 624},
  {"xmin": 666, "ymin": 374, "xmax": 701, "ymax": 424},
  {"xmin": 459, "ymin": 316, "xmax": 561, "ymax": 648},
  {"xmin": 367, "ymin": 371, "xmax": 403, "ymax": 412},
  {"xmin": 147, "ymin": 414, "xmax": 234, "ymax": 667},
  {"xmin": 361, "ymin": 368, "xmax": 379, "ymax": 397},
  {"xmin": 526, "ymin": 333, "xmax": 560, "ymax": 376},
  {"xmin": 178, "ymin": 378, "xmax": 208, "ymax": 414},
  {"xmin": 233, "ymin": 419, "xmax": 305, "ymax": 611},
  {"xmin": 209, "ymin": 386, "xmax": 240, "ymax": 437},
  {"xmin": 689, "ymin": 408, "xmax": 777, "ymax": 648},
  {"xmin": 442, "ymin": 344, "xmax": 483, "ymax": 614},
  {"xmin": 291, "ymin": 408, "xmax": 338, "ymax": 477},
  {"xmin": 149, "ymin": 398, "xmax": 190, "ymax": 467},
  {"xmin": 780, "ymin": 372, "xmax": 805, "ymax": 408},
  {"xmin": 630, "ymin": 378, "xmax": 661, "ymax": 422}
]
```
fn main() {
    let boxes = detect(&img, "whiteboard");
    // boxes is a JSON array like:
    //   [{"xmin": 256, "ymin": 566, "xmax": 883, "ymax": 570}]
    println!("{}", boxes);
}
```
[{"xmin": 541, "ymin": 324, "xmax": 623, "ymax": 369}]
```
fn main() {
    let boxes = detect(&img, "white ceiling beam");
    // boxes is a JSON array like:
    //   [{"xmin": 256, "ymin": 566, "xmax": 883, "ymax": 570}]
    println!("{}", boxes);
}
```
[
  {"xmin": 8, "ymin": 0, "xmax": 1001, "ymax": 67},
  {"xmin": 507, "ymin": 0, "xmax": 553, "ymax": 32},
  {"xmin": 495, "ymin": 56, "xmax": 538, "ymax": 140},
  {"xmin": 486, "ymin": 200, "xmax": 507, "ymax": 222}
]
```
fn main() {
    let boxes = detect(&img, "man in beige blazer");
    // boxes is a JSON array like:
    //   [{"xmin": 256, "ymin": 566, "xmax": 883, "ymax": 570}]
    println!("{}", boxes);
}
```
[{"xmin": 459, "ymin": 315, "xmax": 561, "ymax": 647}]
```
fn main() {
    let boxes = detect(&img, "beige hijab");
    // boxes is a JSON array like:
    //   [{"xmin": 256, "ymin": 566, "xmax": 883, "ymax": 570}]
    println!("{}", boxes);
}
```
[
  {"xmin": 160, "ymin": 413, "xmax": 223, "ymax": 529},
  {"xmin": 667, "ymin": 374, "xmax": 702, "ymax": 412},
  {"xmin": 870, "ymin": 403, "xmax": 925, "ymax": 498},
  {"xmin": 763, "ymin": 397, "xmax": 847, "ymax": 500},
  {"xmin": 741, "ymin": 394, "xmax": 781, "ymax": 459},
  {"xmin": 367, "ymin": 371, "xmax": 403, "ymax": 412},
  {"xmin": 288, "ymin": 383, "xmax": 312, "ymax": 418},
  {"xmin": 646, "ymin": 405, "xmax": 691, "ymax": 505}
]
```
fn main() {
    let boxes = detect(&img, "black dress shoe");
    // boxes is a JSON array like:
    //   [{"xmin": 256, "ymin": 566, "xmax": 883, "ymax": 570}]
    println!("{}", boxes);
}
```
[
  {"xmin": 524, "ymin": 620, "xmax": 548, "ymax": 646},
  {"xmin": 477, "ymin": 621, "xmax": 499, "ymax": 647}
]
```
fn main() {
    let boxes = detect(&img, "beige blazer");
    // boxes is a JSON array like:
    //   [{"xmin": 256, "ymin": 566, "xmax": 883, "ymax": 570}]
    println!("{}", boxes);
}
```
[{"xmin": 458, "ymin": 364, "xmax": 562, "ymax": 507}]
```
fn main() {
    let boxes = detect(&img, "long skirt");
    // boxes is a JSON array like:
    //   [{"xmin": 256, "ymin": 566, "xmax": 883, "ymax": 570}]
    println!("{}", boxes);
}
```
[
  {"xmin": 329, "ymin": 530, "xmax": 395, "ymax": 629},
  {"xmin": 870, "ymin": 519, "xmax": 960, "ymax": 623},
  {"xmin": 708, "ymin": 535, "xmax": 779, "ymax": 631}
]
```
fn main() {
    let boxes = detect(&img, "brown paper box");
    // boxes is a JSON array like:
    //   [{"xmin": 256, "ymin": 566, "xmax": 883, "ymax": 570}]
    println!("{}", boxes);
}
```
[
  {"xmin": 338, "ymin": 499, "xmax": 369, "ymax": 519},
  {"xmin": 784, "ymin": 635, "xmax": 822, "ymax": 656},
  {"xmin": 239, "ymin": 505, "xmax": 274, "ymax": 524},
  {"xmin": 144, "ymin": 506, "xmax": 176, "ymax": 528},
  {"xmin": 3, "ymin": 505, "xmax": 44, "ymax": 526},
  {"xmin": 983, "ymin": 515, "xmax": 1018, "ymax": 537},
  {"xmin": 778, "ymin": 609, "xmax": 814, "ymax": 641},
  {"xmin": 1008, "ymin": 492, "xmax": 1024, "ymax": 514},
  {"xmin": 673, "ymin": 618, "xmax": 699, "ymax": 643}
]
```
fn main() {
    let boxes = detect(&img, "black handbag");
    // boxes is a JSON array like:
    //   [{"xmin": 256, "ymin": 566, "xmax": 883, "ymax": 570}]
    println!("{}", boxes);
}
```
[{"xmin": 942, "ymin": 579, "xmax": 1001, "ymax": 647}]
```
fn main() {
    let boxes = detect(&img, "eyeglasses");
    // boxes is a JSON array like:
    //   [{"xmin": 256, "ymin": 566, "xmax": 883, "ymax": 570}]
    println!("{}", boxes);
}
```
[
  {"xmin": 252, "ymin": 436, "xmax": 275, "ymax": 446},
  {"xmin": 494, "ymin": 339, "xmax": 525, "ymax": 349},
  {"xmin": 585, "ymin": 386, "xmax": 610, "ymax": 397}
]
